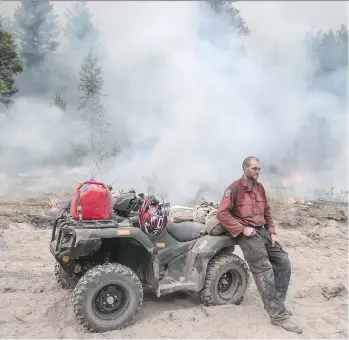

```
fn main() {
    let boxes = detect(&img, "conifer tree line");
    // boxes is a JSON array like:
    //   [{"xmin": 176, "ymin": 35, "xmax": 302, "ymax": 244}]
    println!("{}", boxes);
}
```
[{"xmin": 0, "ymin": 0, "xmax": 347, "ymax": 167}]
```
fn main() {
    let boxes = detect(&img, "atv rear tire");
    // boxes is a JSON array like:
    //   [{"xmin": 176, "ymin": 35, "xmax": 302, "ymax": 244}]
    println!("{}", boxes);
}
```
[
  {"xmin": 200, "ymin": 254, "xmax": 250, "ymax": 306},
  {"xmin": 54, "ymin": 262, "xmax": 77, "ymax": 289},
  {"xmin": 73, "ymin": 263, "xmax": 143, "ymax": 332}
]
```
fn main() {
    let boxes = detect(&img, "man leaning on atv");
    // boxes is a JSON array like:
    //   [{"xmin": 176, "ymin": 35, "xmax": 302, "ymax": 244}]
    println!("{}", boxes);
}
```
[{"xmin": 216, "ymin": 156, "xmax": 303, "ymax": 334}]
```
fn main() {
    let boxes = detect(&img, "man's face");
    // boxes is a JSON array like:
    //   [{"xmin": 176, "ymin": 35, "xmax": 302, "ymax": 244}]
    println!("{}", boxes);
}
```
[{"xmin": 244, "ymin": 159, "xmax": 261, "ymax": 181}]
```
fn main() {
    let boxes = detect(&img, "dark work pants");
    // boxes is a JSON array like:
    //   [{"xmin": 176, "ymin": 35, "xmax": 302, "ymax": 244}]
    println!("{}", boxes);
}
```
[{"xmin": 237, "ymin": 226, "xmax": 291, "ymax": 322}]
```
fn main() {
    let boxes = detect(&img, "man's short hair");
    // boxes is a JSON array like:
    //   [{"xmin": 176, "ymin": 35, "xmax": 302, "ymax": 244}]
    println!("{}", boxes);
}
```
[{"xmin": 242, "ymin": 156, "xmax": 260, "ymax": 169}]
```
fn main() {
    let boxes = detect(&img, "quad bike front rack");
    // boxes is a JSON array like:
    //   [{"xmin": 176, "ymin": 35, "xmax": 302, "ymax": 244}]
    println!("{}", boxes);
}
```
[
  {"xmin": 51, "ymin": 217, "xmax": 78, "ymax": 256},
  {"xmin": 51, "ymin": 215, "xmax": 120, "ymax": 257}
]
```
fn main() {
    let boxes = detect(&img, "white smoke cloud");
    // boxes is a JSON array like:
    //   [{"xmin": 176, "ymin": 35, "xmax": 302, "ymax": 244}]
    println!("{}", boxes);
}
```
[
  {"xmin": 0, "ymin": 97, "xmax": 93, "ymax": 197},
  {"xmin": 0, "ymin": 1, "xmax": 347, "ymax": 203},
  {"xmin": 94, "ymin": 1, "xmax": 347, "ymax": 203}
]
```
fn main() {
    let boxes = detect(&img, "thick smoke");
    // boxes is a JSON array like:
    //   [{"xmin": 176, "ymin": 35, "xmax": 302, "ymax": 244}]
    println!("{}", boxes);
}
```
[
  {"xmin": 0, "ymin": 1, "xmax": 347, "ymax": 203},
  {"xmin": 0, "ymin": 97, "xmax": 93, "ymax": 196},
  {"xmin": 97, "ymin": 1, "xmax": 347, "ymax": 203}
]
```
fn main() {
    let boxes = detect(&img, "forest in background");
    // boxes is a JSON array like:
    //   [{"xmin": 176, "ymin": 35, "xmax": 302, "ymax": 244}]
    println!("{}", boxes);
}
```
[{"xmin": 0, "ymin": 0, "xmax": 348, "ymax": 199}]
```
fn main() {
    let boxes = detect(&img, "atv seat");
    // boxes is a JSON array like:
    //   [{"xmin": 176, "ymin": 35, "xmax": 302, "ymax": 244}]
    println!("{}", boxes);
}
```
[{"xmin": 167, "ymin": 221, "xmax": 205, "ymax": 242}]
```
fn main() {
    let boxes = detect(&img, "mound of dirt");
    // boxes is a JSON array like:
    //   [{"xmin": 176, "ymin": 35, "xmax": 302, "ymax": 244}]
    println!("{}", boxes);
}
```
[
  {"xmin": 0, "ymin": 194, "xmax": 71, "ymax": 229},
  {"xmin": 0, "ymin": 199, "xmax": 347, "ymax": 339},
  {"xmin": 274, "ymin": 201, "xmax": 348, "ymax": 229}
]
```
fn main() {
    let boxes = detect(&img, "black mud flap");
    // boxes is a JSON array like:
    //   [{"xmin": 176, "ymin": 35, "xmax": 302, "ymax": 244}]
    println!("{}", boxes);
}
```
[
  {"xmin": 152, "ymin": 254, "xmax": 161, "ymax": 297},
  {"xmin": 58, "ymin": 257, "xmax": 77, "ymax": 278}
]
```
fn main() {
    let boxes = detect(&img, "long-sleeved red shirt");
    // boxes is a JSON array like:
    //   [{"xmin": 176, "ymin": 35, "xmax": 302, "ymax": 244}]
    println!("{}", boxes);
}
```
[{"xmin": 216, "ymin": 177, "xmax": 276, "ymax": 237}]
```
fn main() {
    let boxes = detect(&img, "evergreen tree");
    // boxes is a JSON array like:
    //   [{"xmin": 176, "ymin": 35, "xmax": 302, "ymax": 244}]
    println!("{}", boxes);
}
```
[
  {"xmin": 206, "ymin": 0, "xmax": 250, "ymax": 35},
  {"xmin": 0, "ymin": 19, "xmax": 23, "ymax": 106},
  {"xmin": 13, "ymin": 0, "xmax": 60, "ymax": 69},
  {"xmin": 336, "ymin": 24, "xmax": 348, "ymax": 67},
  {"xmin": 78, "ymin": 50, "xmax": 119, "ymax": 165},
  {"xmin": 0, "ymin": 16, "xmax": 15, "ymax": 36},
  {"xmin": 53, "ymin": 93, "xmax": 67, "ymax": 112},
  {"xmin": 65, "ymin": 1, "xmax": 98, "ymax": 50},
  {"xmin": 78, "ymin": 50, "xmax": 108, "ymax": 153},
  {"xmin": 319, "ymin": 29, "xmax": 341, "ymax": 72},
  {"xmin": 78, "ymin": 50, "xmax": 105, "ymax": 116},
  {"xmin": 306, "ymin": 25, "xmax": 348, "ymax": 73}
]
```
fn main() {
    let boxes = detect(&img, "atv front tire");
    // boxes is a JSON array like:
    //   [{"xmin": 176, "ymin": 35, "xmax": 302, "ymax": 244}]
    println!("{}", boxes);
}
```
[
  {"xmin": 54, "ymin": 262, "xmax": 77, "ymax": 289},
  {"xmin": 200, "ymin": 254, "xmax": 250, "ymax": 306},
  {"xmin": 73, "ymin": 263, "xmax": 143, "ymax": 332}
]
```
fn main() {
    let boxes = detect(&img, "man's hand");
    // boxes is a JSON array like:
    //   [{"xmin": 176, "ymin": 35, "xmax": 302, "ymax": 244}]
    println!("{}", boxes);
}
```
[
  {"xmin": 243, "ymin": 226, "xmax": 256, "ymax": 237},
  {"xmin": 270, "ymin": 233, "xmax": 278, "ymax": 246}
]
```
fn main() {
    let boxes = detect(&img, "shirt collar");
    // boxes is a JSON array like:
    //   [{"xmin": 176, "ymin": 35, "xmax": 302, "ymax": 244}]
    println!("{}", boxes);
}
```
[{"xmin": 241, "ymin": 176, "xmax": 257, "ymax": 191}]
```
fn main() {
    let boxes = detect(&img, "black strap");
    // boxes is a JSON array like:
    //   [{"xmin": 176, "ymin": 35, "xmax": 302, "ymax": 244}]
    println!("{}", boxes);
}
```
[
  {"xmin": 76, "ymin": 191, "xmax": 83, "ymax": 221},
  {"xmin": 105, "ymin": 189, "xmax": 113, "ymax": 219}
]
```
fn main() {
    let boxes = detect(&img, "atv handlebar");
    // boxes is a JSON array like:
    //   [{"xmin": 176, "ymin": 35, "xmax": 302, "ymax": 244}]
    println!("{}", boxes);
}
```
[
  {"xmin": 78, "ymin": 181, "xmax": 109, "ymax": 190},
  {"xmin": 84, "ymin": 181, "xmax": 108, "ymax": 187}
]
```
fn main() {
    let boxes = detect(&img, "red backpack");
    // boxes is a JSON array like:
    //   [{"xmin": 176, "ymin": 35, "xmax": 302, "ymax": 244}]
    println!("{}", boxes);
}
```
[{"xmin": 70, "ymin": 181, "xmax": 113, "ymax": 221}]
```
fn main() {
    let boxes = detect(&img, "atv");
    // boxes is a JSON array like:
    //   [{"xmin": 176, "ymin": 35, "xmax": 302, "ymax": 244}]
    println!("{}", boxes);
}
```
[{"xmin": 50, "ymin": 193, "xmax": 250, "ymax": 333}]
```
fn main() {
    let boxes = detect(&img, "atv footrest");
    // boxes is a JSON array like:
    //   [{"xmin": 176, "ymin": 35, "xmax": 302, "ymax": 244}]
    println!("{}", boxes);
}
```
[{"xmin": 158, "ymin": 279, "xmax": 196, "ymax": 295}]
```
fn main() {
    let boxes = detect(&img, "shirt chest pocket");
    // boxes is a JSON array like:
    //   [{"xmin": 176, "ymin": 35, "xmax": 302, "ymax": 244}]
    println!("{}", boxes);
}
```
[
  {"xmin": 256, "ymin": 194, "xmax": 265, "ymax": 214},
  {"xmin": 237, "ymin": 196, "xmax": 253, "ymax": 217}
]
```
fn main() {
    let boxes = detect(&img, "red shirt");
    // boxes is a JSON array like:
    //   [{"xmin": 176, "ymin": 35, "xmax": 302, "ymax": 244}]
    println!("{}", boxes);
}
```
[{"xmin": 216, "ymin": 176, "xmax": 276, "ymax": 237}]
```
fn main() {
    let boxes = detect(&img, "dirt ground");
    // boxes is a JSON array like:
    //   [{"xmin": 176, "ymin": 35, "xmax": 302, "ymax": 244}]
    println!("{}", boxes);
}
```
[{"xmin": 0, "ymin": 196, "xmax": 348, "ymax": 339}]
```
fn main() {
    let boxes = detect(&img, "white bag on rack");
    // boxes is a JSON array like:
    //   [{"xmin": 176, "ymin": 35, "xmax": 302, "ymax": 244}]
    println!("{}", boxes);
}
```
[
  {"xmin": 193, "ymin": 205, "xmax": 215, "ymax": 224},
  {"xmin": 169, "ymin": 205, "xmax": 194, "ymax": 223},
  {"xmin": 205, "ymin": 209, "xmax": 226, "ymax": 236}
]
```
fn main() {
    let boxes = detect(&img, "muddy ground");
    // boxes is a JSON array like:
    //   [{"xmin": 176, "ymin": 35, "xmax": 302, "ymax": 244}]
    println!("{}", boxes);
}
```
[{"xmin": 0, "ymin": 196, "xmax": 347, "ymax": 339}]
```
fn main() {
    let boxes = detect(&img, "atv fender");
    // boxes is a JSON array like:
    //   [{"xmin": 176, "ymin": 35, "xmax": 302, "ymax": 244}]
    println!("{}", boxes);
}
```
[
  {"xmin": 85, "ymin": 227, "xmax": 160, "ymax": 291},
  {"xmin": 85, "ymin": 227, "xmax": 158, "ymax": 255},
  {"xmin": 188, "ymin": 234, "xmax": 237, "ymax": 291},
  {"xmin": 53, "ymin": 227, "xmax": 160, "ymax": 292}
]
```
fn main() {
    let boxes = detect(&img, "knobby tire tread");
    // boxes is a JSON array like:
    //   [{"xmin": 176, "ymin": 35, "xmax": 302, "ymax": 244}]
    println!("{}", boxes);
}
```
[
  {"xmin": 73, "ymin": 263, "xmax": 143, "ymax": 332},
  {"xmin": 200, "ymin": 254, "xmax": 250, "ymax": 306}
]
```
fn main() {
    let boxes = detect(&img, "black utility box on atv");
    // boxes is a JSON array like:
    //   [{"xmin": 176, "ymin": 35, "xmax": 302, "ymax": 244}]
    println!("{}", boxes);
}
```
[{"xmin": 51, "ymin": 214, "xmax": 250, "ymax": 332}]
